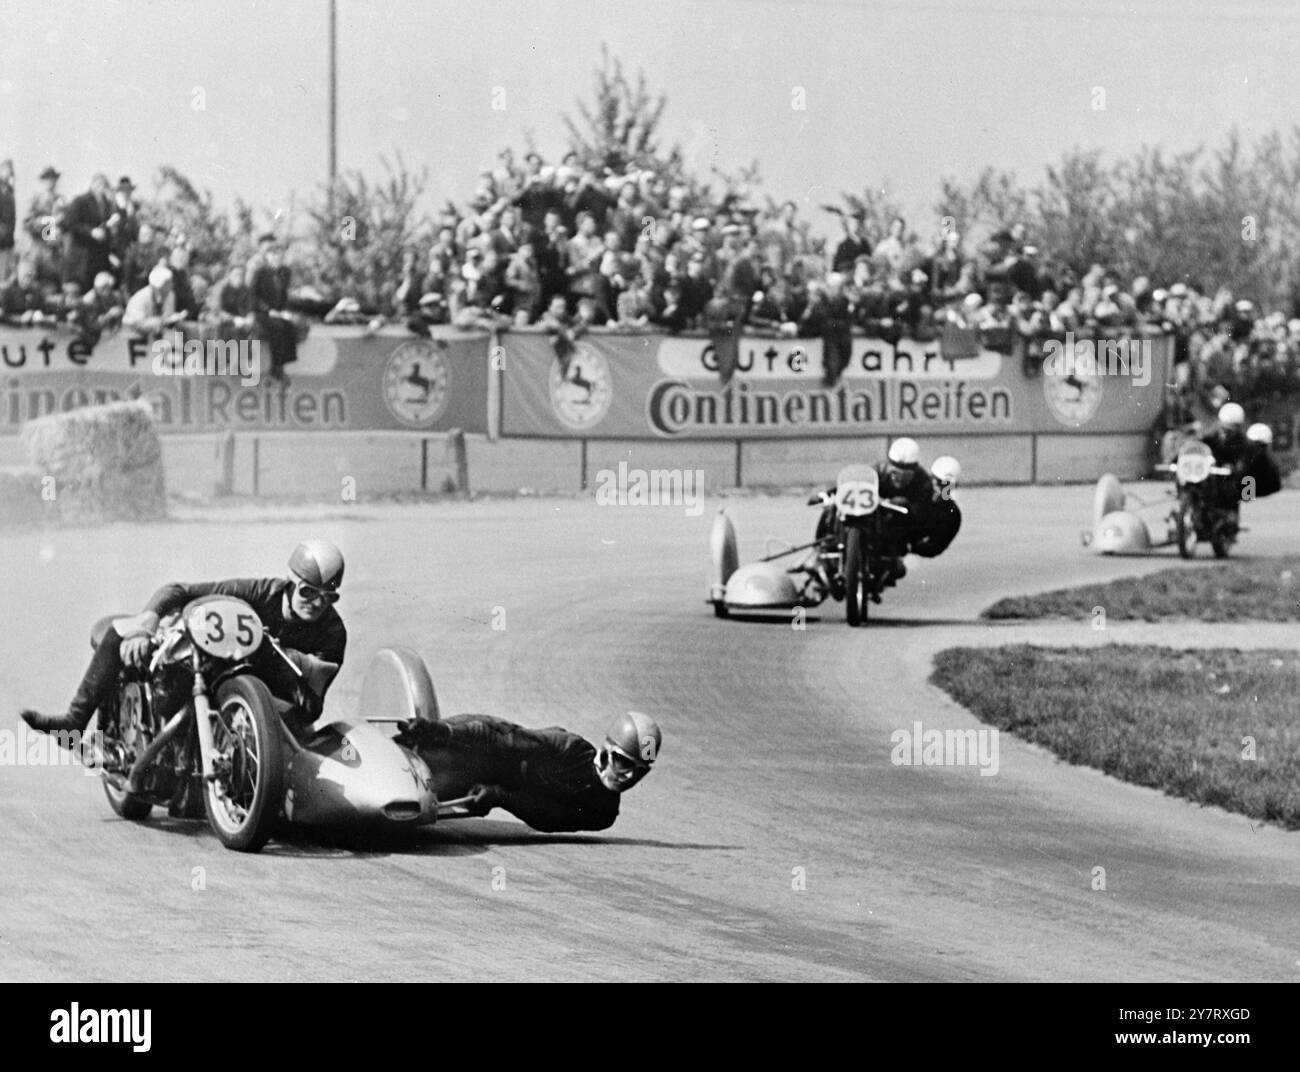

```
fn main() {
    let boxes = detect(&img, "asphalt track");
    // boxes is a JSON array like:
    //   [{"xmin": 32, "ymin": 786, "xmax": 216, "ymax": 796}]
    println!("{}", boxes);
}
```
[{"xmin": 1, "ymin": 484, "xmax": 1297, "ymax": 982}]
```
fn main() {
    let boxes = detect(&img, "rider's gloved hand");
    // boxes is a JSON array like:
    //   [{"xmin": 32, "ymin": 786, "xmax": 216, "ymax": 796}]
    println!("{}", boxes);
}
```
[
  {"xmin": 465, "ymin": 784, "xmax": 504, "ymax": 816},
  {"xmin": 119, "ymin": 634, "xmax": 155, "ymax": 670},
  {"xmin": 394, "ymin": 719, "xmax": 451, "ymax": 750}
]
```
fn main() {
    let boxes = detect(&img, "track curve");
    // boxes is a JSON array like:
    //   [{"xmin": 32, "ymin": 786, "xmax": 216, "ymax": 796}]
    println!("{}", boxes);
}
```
[{"xmin": 1, "ymin": 485, "xmax": 1297, "ymax": 981}]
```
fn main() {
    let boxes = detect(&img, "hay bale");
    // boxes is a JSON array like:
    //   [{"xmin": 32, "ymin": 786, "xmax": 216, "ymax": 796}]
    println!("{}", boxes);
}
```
[
  {"xmin": 20, "ymin": 401, "xmax": 166, "ymax": 523},
  {"xmin": 0, "ymin": 465, "xmax": 48, "ymax": 526}
]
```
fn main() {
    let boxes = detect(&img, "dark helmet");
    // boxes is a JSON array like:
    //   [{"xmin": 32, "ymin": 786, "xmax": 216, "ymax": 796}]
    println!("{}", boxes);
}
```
[
  {"xmin": 289, "ymin": 540, "xmax": 345, "ymax": 591},
  {"xmin": 595, "ymin": 711, "xmax": 662, "ymax": 792}
]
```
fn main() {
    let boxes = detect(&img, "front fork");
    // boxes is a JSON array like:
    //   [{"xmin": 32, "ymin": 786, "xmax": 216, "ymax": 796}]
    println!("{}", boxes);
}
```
[{"xmin": 190, "ymin": 651, "xmax": 219, "ymax": 782}]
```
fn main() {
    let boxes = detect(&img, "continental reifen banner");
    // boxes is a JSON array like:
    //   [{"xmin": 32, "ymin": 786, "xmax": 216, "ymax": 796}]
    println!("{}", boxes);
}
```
[
  {"xmin": 500, "ymin": 331, "xmax": 1171, "ymax": 438},
  {"xmin": 0, "ymin": 325, "xmax": 490, "ymax": 434}
]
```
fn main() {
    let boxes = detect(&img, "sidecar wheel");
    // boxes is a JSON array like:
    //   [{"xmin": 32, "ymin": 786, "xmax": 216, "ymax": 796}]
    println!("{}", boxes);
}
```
[{"xmin": 204, "ymin": 675, "xmax": 285, "ymax": 853}]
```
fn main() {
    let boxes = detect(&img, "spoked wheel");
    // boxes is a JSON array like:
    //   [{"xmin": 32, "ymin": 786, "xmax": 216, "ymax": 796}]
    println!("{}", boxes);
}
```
[
  {"xmin": 843, "ymin": 527, "xmax": 868, "ymax": 627},
  {"xmin": 204, "ymin": 676, "xmax": 285, "ymax": 853},
  {"xmin": 1175, "ymin": 494, "xmax": 1198, "ymax": 559}
]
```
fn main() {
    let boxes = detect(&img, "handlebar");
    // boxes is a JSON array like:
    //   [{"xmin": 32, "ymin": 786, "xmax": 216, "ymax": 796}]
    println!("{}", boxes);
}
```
[{"xmin": 1157, "ymin": 464, "xmax": 1232, "ymax": 477}]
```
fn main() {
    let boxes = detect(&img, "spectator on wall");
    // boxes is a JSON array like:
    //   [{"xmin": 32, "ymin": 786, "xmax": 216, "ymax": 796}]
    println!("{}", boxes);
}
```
[
  {"xmin": 250, "ymin": 238, "xmax": 298, "ymax": 384},
  {"xmin": 0, "ymin": 259, "xmax": 50, "ymax": 326},
  {"xmin": 124, "ymin": 264, "xmax": 184, "ymax": 340}
]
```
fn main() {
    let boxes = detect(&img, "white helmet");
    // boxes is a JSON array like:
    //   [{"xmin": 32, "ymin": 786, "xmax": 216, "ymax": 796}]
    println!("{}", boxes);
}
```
[
  {"xmin": 1246, "ymin": 422, "xmax": 1273, "ymax": 445},
  {"xmin": 887, "ymin": 437, "xmax": 921, "ymax": 467},
  {"xmin": 1218, "ymin": 402, "xmax": 1245, "ymax": 429},
  {"xmin": 931, "ymin": 456, "xmax": 961, "ymax": 488}
]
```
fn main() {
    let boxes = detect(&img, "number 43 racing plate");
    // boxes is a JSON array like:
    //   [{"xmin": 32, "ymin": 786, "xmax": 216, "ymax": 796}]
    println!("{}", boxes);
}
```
[
  {"xmin": 835, "ymin": 465, "xmax": 880, "ymax": 518},
  {"xmin": 184, "ymin": 596, "xmax": 265, "ymax": 660},
  {"xmin": 1175, "ymin": 449, "xmax": 1213, "ymax": 484}
]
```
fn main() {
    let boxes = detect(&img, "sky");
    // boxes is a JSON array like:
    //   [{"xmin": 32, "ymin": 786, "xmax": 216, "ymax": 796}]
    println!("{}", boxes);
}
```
[{"xmin": 2, "ymin": 0, "xmax": 1298, "ymax": 243}]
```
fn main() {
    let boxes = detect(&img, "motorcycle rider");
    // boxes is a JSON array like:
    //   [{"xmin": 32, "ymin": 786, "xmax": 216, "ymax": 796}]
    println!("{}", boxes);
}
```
[
  {"xmin": 873, "ymin": 437, "xmax": 934, "ymax": 584},
  {"xmin": 908, "ymin": 456, "xmax": 963, "ymax": 559},
  {"xmin": 395, "ymin": 710, "xmax": 662, "ymax": 833},
  {"xmin": 1242, "ymin": 422, "xmax": 1282, "ymax": 500},
  {"xmin": 810, "ymin": 436, "xmax": 933, "ymax": 590},
  {"xmin": 21, "ymin": 540, "xmax": 348, "ymax": 741},
  {"xmin": 1200, "ymin": 403, "xmax": 1252, "ymax": 526}
]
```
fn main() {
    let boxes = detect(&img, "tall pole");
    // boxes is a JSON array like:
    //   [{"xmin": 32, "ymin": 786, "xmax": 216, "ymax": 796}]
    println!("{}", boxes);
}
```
[{"xmin": 328, "ymin": 0, "xmax": 338, "ymax": 214}]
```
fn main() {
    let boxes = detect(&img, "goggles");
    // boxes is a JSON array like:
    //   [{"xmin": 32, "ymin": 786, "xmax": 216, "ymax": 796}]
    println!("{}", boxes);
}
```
[
  {"xmin": 603, "ymin": 743, "xmax": 651, "ymax": 779},
  {"xmin": 295, "ymin": 580, "xmax": 340, "ymax": 605}
]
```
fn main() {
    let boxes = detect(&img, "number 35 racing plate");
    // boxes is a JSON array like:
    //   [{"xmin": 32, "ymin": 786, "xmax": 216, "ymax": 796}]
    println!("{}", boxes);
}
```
[{"xmin": 184, "ymin": 596, "xmax": 265, "ymax": 660}]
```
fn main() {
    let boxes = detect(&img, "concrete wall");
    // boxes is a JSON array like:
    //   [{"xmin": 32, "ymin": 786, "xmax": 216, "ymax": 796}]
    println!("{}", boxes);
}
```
[
  {"xmin": 3, "ymin": 429, "xmax": 1158, "ymax": 500},
  {"xmin": 1035, "ymin": 434, "xmax": 1150, "ymax": 484}
]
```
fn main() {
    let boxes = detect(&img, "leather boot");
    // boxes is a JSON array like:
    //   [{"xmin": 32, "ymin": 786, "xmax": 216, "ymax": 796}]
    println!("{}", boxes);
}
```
[{"xmin": 22, "ymin": 625, "xmax": 125, "ymax": 736}]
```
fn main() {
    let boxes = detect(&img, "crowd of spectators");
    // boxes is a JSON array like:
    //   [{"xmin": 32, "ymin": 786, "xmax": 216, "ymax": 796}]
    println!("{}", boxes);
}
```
[
  {"xmin": 0, "ymin": 161, "xmax": 304, "ymax": 382},
  {"xmin": 2, "ymin": 150, "xmax": 1299, "ymax": 403}
]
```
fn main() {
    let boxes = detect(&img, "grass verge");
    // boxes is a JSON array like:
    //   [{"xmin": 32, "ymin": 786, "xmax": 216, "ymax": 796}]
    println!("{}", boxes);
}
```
[
  {"xmin": 931, "ymin": 644, "xmax": 1300, "ymax": 829},
  {"xmin": 982, "ymin": 557, "xmax": 1300, "ymax": 621}
]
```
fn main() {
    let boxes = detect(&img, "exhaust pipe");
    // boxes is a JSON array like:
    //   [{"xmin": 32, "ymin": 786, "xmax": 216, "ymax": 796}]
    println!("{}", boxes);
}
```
[{"xmin": 126, "ymin": 708, "xmax": 191, "ymax": 794}]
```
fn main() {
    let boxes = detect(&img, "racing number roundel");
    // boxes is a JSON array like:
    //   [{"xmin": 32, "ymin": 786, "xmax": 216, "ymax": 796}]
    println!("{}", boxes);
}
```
[{"xmin": 185, "ymin": 598, "xmax": 265, "ymax": 660}]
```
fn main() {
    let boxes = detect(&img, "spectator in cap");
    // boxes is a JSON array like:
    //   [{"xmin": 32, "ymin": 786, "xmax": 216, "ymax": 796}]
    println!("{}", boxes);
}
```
[
  {"xmin": 61, "ymin": 173, "xmax": 115, "ymax": 291},
  {"xmin": 107, "ymin": 176, "xmax": 140, "ymax": 279},
  {"xmin": 72, "ymin": 271, "xmax": 125, "ymax": 347},
  {"xmin": 0, "ymin": 159, "xmax": 15, "ymax": 283},
  {"xmin": 24, "ymin": 165, "xmax": 66, "ymax": 287},
  {"xmin": 676, "ymin": 250, "xmax": 714, "ymax": 327},
  {"xmin": 246, "ymin": 230, "xmax": 277, "ymax": 280},
  {"xmin": 1227, "ymin": 298, "xmax": 1256, "ymax": 344},
  {"xmin": 124, "ymin": 264, "xmax": 184, "ymax": 340}
]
